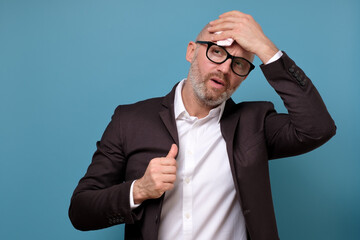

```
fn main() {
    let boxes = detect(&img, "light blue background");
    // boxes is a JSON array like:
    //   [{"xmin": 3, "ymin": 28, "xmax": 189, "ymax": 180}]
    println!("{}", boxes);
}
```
[{"xmin": 0, "ymin": 0, "xmax": 359, "ymax": 239}]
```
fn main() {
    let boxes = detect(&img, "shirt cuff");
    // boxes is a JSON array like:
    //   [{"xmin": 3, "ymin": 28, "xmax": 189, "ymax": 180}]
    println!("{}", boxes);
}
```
[
  {"xmin": 130, "ymin": 180, "xmax": 141, "ymax": 209},
  {"xmin": 265, "ymin": 50, "xmax": 283, "ymax": 65}
]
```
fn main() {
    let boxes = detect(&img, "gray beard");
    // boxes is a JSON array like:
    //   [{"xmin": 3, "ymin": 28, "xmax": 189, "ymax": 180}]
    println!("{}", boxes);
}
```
[{"xmin": 188, "ymin": 58, "xmax": 232, "ymax": 108}]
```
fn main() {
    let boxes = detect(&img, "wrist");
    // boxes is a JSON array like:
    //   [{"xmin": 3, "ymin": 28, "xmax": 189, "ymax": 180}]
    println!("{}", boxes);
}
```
[
  {"xmin": 255, "ymin": 41, "xmax": 279, "ymax": 64},
  {"xmin": 130, "ymin": 180, "xmax": 141, "ymax": 209},
  {"xmin": 133, "ymin": 179, "xmax": 147, "ymax": 204}
]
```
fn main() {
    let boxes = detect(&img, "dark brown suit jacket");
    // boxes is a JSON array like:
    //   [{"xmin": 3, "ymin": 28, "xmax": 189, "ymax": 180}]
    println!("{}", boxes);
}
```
[{"xmin": 69, "ymin": 52, "xmax": 336, "ymax": 240}]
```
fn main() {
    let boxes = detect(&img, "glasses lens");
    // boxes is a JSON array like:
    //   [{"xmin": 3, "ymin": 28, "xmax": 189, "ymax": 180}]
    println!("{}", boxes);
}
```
[
  {"xmin": 207, "ymin": 45, "xmax": 227, "ymax": 63},
  {"xmin": 232, "ymin": 57, "xmax": 251, "ymax": 76}
]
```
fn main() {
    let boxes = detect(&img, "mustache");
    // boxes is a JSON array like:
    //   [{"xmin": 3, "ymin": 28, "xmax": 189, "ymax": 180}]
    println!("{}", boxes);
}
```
[{"xmin": 205, "ymin": 72, "xmax": 229, "ymax": 85}]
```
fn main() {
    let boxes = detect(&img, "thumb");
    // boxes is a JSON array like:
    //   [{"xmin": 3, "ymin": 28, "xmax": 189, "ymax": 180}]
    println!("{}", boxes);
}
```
[{"xmin": 166, "ymin": 144, "xmax": 178, "ymax": 159}]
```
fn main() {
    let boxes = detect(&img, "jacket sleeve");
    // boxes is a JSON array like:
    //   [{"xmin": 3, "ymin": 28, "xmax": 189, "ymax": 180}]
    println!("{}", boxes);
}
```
[
  {"xmin": 68, "ymin": 106, "xmax": 143, "ymax": 231},
  {"xmin": 261, "ymin": 52, "xmax": 336, "ymax": 159}
]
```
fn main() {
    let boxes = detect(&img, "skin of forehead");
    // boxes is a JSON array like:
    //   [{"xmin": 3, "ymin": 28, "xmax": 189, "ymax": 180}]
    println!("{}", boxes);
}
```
[{"xmin": 195, "ymin": 23, "xmax": 254, "ymax": 62}]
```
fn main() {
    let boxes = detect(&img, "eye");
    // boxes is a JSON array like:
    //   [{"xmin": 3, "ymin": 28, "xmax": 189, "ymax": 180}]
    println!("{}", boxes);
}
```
[
  {"xmin": 209, "ymin": 45, "xmax": 225, "ymax": 54},
  {"xmin": 234, "ymin": 59, "xmax": 243, "ymax": 68},
  {"xmin": 211, "ymin": 48, "xmax": 222, "ymax": 55}
]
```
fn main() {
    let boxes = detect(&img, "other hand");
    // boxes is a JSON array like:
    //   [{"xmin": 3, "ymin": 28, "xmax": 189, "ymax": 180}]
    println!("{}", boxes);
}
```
[
  {"xmin": 208, "ymin": 10, "xmax": 279, "ymax": 63},
  {"xmin": 133, "ymin": 144, "xmax": 178, "ymax": 204}
]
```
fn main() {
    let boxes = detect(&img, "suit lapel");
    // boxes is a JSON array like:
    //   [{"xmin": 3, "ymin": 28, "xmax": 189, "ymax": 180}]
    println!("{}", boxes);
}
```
[
  {"xmin": 220, "ymin": 99, "xmax": 243, "ymax": 203},
  {"xmin": 159, "ymin": 84, "xmax": 180, "ymax": 146},
  {"xmin": 220, "ymin": 98, "xmax": 238, "ymax": 154}
]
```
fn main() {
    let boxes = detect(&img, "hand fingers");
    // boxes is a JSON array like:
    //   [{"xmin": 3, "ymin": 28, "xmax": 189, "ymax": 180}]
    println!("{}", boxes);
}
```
[
  {"xmin": 160, "ymin": 159, "xmax": 177, "ymax": 173},
  {"xmin": 219, "ymin": 10, "xmax": 248, "ymax": 19},
  {"xmin": 209, "ymin": 17, "xmax": 240, "ymax": 27},
  {"xmin": 160, "ymin": 165, "xmax": 177, "ymax": 174},
  {"xmin": 148, "ymin": 157, "xmax": 177, "ymax": 171},
  {"xmin": 162, "ymin": 173, "xmax": 177, "ymax": 183},
  {"xmin": 207, "ymin": 22, "xmax": 236, "ymax": 34},
  {"xmin": 209, "ymin": 12, "xmax": 253, "ymax": 32},
  {"xmin": 166, "ymin": 144, "xmax": 178, "ymax": 158},
  {"xmin": 162, "ymin": 182, "xmax": 175, "ymax": 191}
]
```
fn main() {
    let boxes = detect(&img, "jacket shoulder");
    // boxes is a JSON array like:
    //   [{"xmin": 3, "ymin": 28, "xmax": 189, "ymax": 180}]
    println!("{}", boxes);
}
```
[{"xmin": 114, "ymin": 96, "xmax": 165, "ymax": 118}]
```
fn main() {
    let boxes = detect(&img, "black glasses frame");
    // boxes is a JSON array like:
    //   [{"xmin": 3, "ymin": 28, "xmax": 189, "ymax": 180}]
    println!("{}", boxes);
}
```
[{"xmin": 195, "ymin": 41, "xmax": 255, "ymax": 77}]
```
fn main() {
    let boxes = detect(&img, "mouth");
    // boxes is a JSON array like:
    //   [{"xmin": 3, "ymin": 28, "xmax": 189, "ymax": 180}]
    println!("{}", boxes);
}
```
[{"xmin": 210, "ymin": 77, "xmax": 226, "ymax": 88}]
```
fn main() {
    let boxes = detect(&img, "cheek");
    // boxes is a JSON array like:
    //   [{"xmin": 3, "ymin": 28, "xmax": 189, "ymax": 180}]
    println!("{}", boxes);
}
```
[{"xmin": 197, "ymin": 57, "xmax": 216, "ymax": 74}]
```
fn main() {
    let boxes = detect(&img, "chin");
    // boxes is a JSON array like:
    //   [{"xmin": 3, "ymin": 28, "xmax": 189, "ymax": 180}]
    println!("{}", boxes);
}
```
[{"xmin": 201, "ymin": 92, "xmax": 230, "ymax": 107}]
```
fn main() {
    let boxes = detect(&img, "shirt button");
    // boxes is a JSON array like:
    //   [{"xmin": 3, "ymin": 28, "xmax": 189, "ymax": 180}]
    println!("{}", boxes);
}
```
[
  {"xmin": 185, "ymin": 177, "xmax": 190, "ymax": 184},
  {"xmin": 185, "ymin": 213, "xmax": 191, "ymax": 219}
]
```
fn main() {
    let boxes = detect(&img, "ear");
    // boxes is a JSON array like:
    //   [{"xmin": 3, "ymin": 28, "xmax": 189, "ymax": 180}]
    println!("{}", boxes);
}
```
[{"xmin": 186, "ymin": 41, "xmax": 196, "ymax": 63}]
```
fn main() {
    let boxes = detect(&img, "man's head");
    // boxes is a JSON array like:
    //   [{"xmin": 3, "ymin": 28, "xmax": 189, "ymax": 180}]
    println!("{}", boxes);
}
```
[{"xmin": 184, "ymin": 24, "xmax": 254, "ymax": 108}]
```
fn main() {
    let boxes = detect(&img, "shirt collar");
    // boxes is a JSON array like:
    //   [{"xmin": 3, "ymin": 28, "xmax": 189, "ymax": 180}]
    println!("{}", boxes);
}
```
[{"xmin": 174, "ymin": 79, "xmax": 226, "ymax": 123}]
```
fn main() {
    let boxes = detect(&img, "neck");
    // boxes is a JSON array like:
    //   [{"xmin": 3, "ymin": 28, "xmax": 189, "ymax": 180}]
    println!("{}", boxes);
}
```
[{"xmin": 181, "ymin": 80, "xmax": 215, "ymax": 119}]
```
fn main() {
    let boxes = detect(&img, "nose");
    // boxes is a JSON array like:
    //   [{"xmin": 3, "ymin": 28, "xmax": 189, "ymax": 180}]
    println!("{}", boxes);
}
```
[{"xmin": 216, "ymin": 58, "xmax": 232, "ymax": 74}]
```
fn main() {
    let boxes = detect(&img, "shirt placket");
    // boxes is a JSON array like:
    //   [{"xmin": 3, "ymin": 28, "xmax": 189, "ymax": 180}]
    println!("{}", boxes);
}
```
[{"xmin": 182, "ymin": 118, "xmax": 197, "ymax": 240}]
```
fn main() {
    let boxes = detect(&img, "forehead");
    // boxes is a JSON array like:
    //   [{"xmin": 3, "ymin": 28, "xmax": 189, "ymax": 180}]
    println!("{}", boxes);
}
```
[{"xmin": 223, "ymin": 43, "xmax": 248, "ymax": 57}]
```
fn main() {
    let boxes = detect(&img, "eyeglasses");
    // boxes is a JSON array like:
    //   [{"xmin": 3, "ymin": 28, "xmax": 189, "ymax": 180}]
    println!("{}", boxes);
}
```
[{"xmin": 195, "ymin": 41, "xmax": 255, "ymax": 77}]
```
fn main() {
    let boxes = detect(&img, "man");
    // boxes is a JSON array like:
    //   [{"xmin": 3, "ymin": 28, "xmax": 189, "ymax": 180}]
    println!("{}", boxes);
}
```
[{"xmin": 69, "ymin": 11, "xmax": 336, "ymax": 240}]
